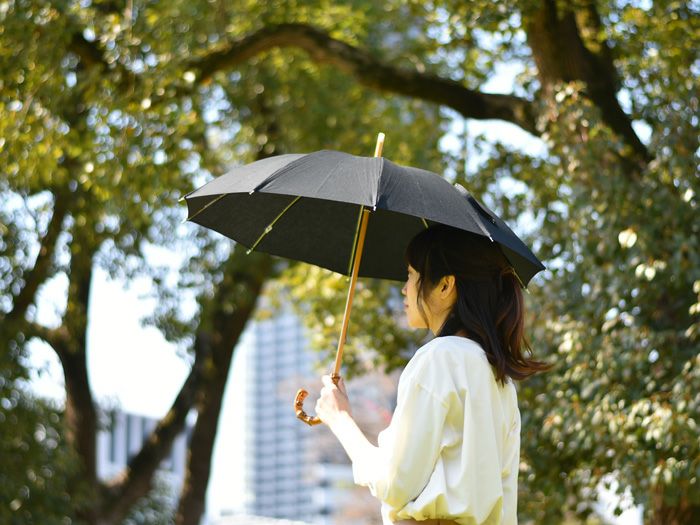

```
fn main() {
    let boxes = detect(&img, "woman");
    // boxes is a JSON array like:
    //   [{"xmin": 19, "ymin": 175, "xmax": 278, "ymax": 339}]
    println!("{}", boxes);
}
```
[{"xmin": 315, "ymin": 224, "xmax": 551, "ymax": 525}]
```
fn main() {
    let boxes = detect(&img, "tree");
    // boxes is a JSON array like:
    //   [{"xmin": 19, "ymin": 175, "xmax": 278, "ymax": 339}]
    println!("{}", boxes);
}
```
[
  {"xmin": 1, "ymin": 1, "xmax": 697, "ymax": 524},
  {"xmin": 1, "ymin": 2, "xmax": 438, "ymax": 524},
  {"xmin": 0, "ymin": 351, "xmax": 90, "ymax": 524}
]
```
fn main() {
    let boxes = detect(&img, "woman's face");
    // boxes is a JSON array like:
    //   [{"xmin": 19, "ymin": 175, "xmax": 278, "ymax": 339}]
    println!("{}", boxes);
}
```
[{"xmin": 402, "ymin": 265, "xmax": 428, "ymax": 329}]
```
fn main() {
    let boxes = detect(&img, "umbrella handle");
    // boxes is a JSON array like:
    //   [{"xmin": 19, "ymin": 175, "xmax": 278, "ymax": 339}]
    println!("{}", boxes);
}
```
[
  {"xmin": 294, "ymin": 374, "xmax": 341, "ymax": 426},
  {"xmin": 294, "ymin": 133, "xmax": 381, "ymax": 427}
]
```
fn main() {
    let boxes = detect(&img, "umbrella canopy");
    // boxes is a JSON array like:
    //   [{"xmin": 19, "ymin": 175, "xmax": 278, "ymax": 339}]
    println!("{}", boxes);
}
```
[{"xmin": 183, "ymin": 149, "xmax": 545, "ymax": 286}]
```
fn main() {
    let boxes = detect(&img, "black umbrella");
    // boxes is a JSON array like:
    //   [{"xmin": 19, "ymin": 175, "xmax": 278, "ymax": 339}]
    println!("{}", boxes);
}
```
[
  {"xmin": 182, "ymin": 135, "xmax": 545, "ymax": 425},
  {"xmin": 183, "ymin": 150, "xmax": 544, "ymax": 285}
]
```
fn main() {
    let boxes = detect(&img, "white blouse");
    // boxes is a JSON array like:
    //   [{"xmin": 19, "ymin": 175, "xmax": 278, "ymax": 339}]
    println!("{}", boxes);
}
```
[{"xmin": 352, "ymin": 336, "xmax": 520, "ymax": 525}]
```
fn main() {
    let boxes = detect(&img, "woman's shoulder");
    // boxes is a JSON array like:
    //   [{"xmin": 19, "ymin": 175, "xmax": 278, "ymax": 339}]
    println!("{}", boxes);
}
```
[
  {"xmin": 407, "ymin": 336, "xmax": 489, "ymax": 378},
  {"xmin": 415, "ymin": 335, "xmax": 487, "ymax": 362},
  {"xmin": 400, "ymin": 336, "xmax": 503, "ymax": 403}
]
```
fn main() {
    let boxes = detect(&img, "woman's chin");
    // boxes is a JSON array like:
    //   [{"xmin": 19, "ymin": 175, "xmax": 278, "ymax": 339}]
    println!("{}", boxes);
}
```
[{"xmin": 405, "ymin": 317, "xmax": 425, "ymax": 330}]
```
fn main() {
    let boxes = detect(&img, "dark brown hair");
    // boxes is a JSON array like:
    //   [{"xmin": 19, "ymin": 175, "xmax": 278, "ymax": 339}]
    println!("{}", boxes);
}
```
[{"xmin": 405, "ymin": 224, "xmax": 552, "ymax": 385}]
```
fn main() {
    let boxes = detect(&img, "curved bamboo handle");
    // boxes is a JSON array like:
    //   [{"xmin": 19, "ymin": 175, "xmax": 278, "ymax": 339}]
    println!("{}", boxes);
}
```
[{"xmin": 294, "ymin": 374, "xmax": 340, "ymax": 426}]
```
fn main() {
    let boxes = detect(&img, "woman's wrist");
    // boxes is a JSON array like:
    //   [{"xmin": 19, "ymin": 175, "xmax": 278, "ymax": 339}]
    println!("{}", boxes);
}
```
[
  {"xmin": 324, "ymin": 408, "xmax": 353, "ymax": 430},
  {"xmin": 325, "ymin": 410, "xmax": 376, "ymax": 468}
]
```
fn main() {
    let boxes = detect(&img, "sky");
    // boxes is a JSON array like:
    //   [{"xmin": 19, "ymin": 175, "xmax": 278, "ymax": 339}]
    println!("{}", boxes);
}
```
[{"xmin": 25, "ymin": 62, "xmax": 644, "ymax": 524}]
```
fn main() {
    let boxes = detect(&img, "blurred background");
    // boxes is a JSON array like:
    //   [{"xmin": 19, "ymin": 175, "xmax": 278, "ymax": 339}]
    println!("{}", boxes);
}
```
[{"xmin": 1, "ymin": 1, "xmax": 698, "ymax": 524}]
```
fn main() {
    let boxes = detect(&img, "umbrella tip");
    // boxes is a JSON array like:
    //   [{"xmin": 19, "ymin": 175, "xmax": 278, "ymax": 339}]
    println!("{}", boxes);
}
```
[
  {"xmin": 178, "ymin": 195, "xmax": 186, "ymax": 203},
  {"xmin": 374, "ymin": 133, "xmax": 385, "ymax": 157},
  {"xmin": 453, "ymin": 183, "xmax": 468, "ymax": 196}
]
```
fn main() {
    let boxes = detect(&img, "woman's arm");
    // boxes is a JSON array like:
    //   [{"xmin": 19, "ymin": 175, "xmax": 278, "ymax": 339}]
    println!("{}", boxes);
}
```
[
  {"xmin": 315, "ymin": 372, "xmax": 449, "ymax": 508},
  {"xmin": 315, "ymin": 375, "xmax": 379, "ymax": 464}
]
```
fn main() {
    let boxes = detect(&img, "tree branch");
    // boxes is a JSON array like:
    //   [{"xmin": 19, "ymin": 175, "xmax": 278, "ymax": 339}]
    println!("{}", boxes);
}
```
[
  {"xmin": 186, "ymin": 23, "xmax": 539, "ymax": 135},
  {"xmin": 98, "ymin": 346, "xmax": 204, "ymax": 524},
  {"xmin": 6, "ymin": 190, "xmax": 68, "ymax": 326},
  {"xmin": 21, "ymin": 321, "xmax": 70, "ymax": 352},
  {"xmin": 66, "ymin": 20, "xmax": 538, "ymax": 135},
  {"xmin": 525, "ymin": 1, "xmax": 650, "ymax": 162}
]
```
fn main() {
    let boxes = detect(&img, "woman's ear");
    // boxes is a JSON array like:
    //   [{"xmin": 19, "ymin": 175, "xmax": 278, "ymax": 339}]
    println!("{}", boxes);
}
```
[{"xmin": 440, "ymin": 275, "xmax": 456, "ymax": 297}]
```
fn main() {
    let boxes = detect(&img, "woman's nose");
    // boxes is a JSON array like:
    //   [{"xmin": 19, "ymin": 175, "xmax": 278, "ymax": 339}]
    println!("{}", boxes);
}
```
[{"xmin": 401, "ymin": 284, "xmax": 407, "ymax": 296}]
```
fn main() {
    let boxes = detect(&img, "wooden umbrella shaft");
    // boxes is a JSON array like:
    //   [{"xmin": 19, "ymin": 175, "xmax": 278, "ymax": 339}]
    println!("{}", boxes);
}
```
[
  {"xmin": 333, "ymin": 207, "xmax": 371, "ymax": 377},
  {"xmin": 332, "ymin": 133, "xmax": 383, "ymax": 376}
]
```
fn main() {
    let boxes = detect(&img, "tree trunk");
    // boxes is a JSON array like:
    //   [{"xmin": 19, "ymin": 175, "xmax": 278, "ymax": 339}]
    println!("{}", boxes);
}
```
[
  {"xmin": 524, "ymin": 0, "xmax": 649, "ymax": 162},
  {"xmin": 174, "ymin": 346, "xmax": 234, "ymax": 525},
  {"xmin": 175, "ymin": 248, "xmax": 274, "ymax": 525},
  {"xmin": 54, "ymin": 220, "xmax": 100, "ymax": 523}
]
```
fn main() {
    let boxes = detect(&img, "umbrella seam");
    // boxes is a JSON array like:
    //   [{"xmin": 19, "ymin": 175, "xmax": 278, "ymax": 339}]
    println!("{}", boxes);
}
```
[
  {"xmin": 254, "ymin": 151, "xmax": 375, "ymax": 207},
  {"xmin": 312, "ymin": 157, "xmax": 347, "ymax": 200},
  {"xmin": 417, "ymin": 170, "xmax": 430, "ymax": 225},
  {"xmin": 375, "ymin": 157, "xmax": 384, "ymax": 208},
  {"xmin": 252, "ymin": 153, "xmax": 318, "ymax": 192},
  {"xmin": 463, "ymin": 197, "xmax": 494, "ymax": 241}
]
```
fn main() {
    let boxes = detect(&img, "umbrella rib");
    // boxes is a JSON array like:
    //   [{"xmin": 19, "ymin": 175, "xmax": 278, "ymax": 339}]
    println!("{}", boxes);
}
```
[
  {"xmin": 514, "ymin": 270, "xmax": 529, "ymax": 293},
  {"xmin": 184, "ymin": 194, "xmax": 227, "ymax": 223},
  {"xmin": 346, "ymin": 206, "xmax": 365, "ymax": 277},
  {"xmin": 246, "ymin": 195, "xmax": 302, "ymax": 254},
  {"xmin": 507, "ymin": 262, "xmax": 530, "ymax": 293}
]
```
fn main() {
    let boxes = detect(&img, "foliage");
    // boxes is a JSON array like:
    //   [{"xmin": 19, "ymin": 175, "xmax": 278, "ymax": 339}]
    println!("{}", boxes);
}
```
[
  {"xmin": 0, "ymin": 350, "xmax": 90, "ymax": 524},
  {"xmin": 121, "ymin": 474, "xmax": 175, "ymax": 525},
  {"xmin": 1, "ymin": 0, "xmax": 698, "ymax": 524}
]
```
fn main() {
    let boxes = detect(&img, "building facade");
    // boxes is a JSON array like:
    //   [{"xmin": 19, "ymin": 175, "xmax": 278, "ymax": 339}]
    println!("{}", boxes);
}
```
[
  {"xmin": 231, "ymin": 303, "xmax": 397, "ymax": 525},
  {"xmin": 96, "ymin": 408, "xmax": 192, "ymax": 503},
  {"xmin": 241, "ymin": 309, "xmax": 342, "ymax": 523}
]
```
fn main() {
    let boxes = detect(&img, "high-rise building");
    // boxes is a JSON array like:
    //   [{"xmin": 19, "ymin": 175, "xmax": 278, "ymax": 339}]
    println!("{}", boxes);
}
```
[
  {"xmin": 240, "ymin": 308, "xmax": 330, "ymax": 523},
  {"xmin": 230, "ymin": 303, "xmax": 396, "ymax": 525}
]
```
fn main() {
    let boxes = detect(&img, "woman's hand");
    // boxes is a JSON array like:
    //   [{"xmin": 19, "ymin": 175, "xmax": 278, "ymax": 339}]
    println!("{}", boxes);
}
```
[{"xmin": 315, "ymin": 375, "xmax": 352, "ymax": 427}]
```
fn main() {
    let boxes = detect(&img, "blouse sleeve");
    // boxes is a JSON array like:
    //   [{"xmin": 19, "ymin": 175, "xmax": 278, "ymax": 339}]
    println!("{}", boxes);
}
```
[{"xmin": 351, "ymin": 365, "xmax": 449, "ymax": 509}]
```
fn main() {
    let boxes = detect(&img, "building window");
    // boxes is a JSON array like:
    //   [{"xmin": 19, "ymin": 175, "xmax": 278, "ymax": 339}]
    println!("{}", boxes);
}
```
[
  {"xmin": 109, "ymin": 411, "xmax": 118, "ymax": 464},
  {"xmin": 126, "ymin": 415, "xmax": 134, "ymax": 462}
]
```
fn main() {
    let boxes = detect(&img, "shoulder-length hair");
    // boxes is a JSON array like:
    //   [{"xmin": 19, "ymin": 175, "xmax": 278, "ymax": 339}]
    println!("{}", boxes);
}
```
[{"xmin": 405, "ymin": 224, "xmax": 552, "ymax": 385}]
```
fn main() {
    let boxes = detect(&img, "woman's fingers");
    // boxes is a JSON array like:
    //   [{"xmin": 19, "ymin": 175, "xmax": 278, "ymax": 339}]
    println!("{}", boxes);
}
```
[
  {"xmin": 321, "ymin": 374, "xmax": 348, "ymax": 394},
  {"xmin": 315, "ymin": 375, "xmax": 351, "ymax": 421}
]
